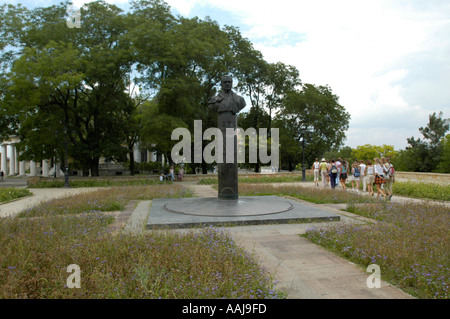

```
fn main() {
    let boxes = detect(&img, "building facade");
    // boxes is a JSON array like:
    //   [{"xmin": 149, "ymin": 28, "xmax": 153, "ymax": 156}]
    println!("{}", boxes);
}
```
[{"xmin": 1, "ymin": 137, "xmax": 162, "ymax": 177}]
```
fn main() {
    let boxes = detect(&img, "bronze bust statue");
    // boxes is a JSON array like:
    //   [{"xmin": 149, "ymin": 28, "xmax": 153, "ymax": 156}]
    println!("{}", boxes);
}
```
[
  {"xmin": 208, "ymin": 76, "xmax": 246, "ymax": 114},
  {"xmin": 207, "ymin": 75, "xmax": 246, "ymax": 200}
]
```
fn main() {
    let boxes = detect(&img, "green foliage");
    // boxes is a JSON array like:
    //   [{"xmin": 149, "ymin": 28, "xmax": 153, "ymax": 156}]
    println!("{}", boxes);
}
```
[
  {"xmin": 277, "ymin": 84, "xmax": 351, "ymax": 167},
  {"xmin": 399, "ymin": 112, "xmax": 449, "ymax": 172},
  {"xmin": 392, "ymin": 181, "xmax": 450, "ymax": 201},
  {"xmin": 0, "ymin": 187, "xmax": 32, "ymax": 203},
  {"xmin": 1, "ymin": 0, "xmax": 354, "ymax": 178},
  {"xmin": 197, "ymin": 174, "xmax": 314, "ymax": 185},
  {"xmin": 352, "ymin": 144, "xmax": 397, "ymax": 162},
  {"xmin": 238, "ymin": 183, "xmax": 372, "ymax": 204},
  {"xmin": 132, "ymin": 161, "xmax": 164, "ymax": 173},
  {"xmin": 139, "ymin": 100, "xmax": 189, "ymax": 161},
  {"xmin": 2, "ymin": 1, "xmax": 135, "ymax": 175},
  {"xmin": 436, "ymin": 134, "xmax": 450, "ymax": 173},
  {"xmin": 27, "ymin": 176, "xmax": 171, "ymax": 188}
]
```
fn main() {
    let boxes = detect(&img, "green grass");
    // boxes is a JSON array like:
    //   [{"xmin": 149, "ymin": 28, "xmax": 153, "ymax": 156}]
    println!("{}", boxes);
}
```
[
  {"xmin": 0, "ymin": 188, "xmax": 32, "ymax": 203},
  {"xmin": 392, "ymin": 181, "xmax": 450, "ymax": 201},
  {"xmin": 0, "ymin": 184, "xmax": 284, "ymax": 299},
  {"xmin": 198, "ymin": 174, "xmax": 313, "ymax": 185},
  {"xmin": 238, "ymin": 183, "xmax": 374, "ymax": 204},
  {"xmin": 202, "ymin": 174, "xmax": 450, "ymax": 201},
  {"xmin": 344, "ymin": 180, "xmax": 450, "ymax": 201},
  {"xmin": 27, "ymin": 177, "xmax": 164, "ymax": 188},
  {"xmin": 18, "ymin": 184, "xmax": 192, "ymax": 218}
]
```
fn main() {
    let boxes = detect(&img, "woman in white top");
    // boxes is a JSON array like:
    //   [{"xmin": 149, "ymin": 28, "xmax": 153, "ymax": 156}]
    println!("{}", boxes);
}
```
[
  {"xmin": 359, "ymin": 160, "xmax": 367, "ymax": 192},
  {"xmin": 312, "ymin": 158, "xmax": 320, "ymax": 187},
  {"xmin": 365, "ymin": 160, "xmax": 375, "ymax": 196},
  {"xmin": 381, "ymin": 157, "xmax": 393, "ymax": 199},
  {"xmin": 373, "ymin": 158, "xmax": 387, "ymax": 199}
]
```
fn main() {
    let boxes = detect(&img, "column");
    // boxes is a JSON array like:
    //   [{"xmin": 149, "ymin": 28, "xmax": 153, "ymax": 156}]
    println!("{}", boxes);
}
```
[
  {"xmin": 1, "ymin": 144, "xmax": 7, "ymax": 175},
  {"xmin": 42, "ymin": 159, "xmax": 49, "ymax": 177},
  {"xmin": 30, "ymin": 160, "xmax": 37, "ymax": 176},
  {"xmin": 55, "ymin": 162, "xmax": 61, "ymax": 177},
  {"xmin": 9, "ymin": 144, "xmax": 15, "ymax": 176},
  {"xmin": 14, "ymin": 147, "xmax": 19, "ymax": 175},
  {"xmin": 19, "ymin": 161, "xmax": 26, "ymax": 176},
  {"xmin": 133, "ymin": 143, "xmax": 141, "ymax": 163}
]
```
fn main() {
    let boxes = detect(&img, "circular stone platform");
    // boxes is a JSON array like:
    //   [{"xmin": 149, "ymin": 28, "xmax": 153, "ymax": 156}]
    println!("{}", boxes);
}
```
[{"xmin": 163, "ymin": 196, "xmax": 293, "ymax": 217}]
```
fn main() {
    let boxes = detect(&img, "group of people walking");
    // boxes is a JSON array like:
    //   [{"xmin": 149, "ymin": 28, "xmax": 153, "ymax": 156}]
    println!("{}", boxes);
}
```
[{"xmin": 312, "ymin": 157, "xmax": 395, "ymax": 200}]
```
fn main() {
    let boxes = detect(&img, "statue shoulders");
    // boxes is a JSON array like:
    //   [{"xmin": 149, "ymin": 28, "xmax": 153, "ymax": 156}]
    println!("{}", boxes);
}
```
[
  {"xmin": 208, "ymin": 91, "xmax": 226, "ymax": 104},
  {"xmin": 233, "ymin": 91, "xmax": 246, "ymax": 108}
]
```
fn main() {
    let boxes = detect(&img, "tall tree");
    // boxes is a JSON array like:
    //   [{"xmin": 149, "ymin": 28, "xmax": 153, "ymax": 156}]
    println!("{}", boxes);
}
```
[
  {"xmin": 2, "ymin": 1, "xmax": 136, "ymax": 175},
  {"xmin": 278, "ymin": 83, "xmax": 350, "ymax": 166},
  {"xmin": 0, "ymin": 3, "xmax": 31, "ymax": 141},
  {"xmin": 139, "ymin": 100, "xmax": 188, "ymax": 165},
  {"xmin": 264, "ymin": 62, "xmax": 301, "ymax": 133},
  {"xmin": 225, "ymin": 25, "xmax": 270, "ymax": 172},
  {"xmin": 436, "ymin": 134, "xmax": 450, "ymax": 173},
  {"xmin": 131, "ymin": 9, "xmax": 233, "ymax": 170},
  {"xmin": 402, "ymin": 111, "xmax": 450, "ymax": 172}
]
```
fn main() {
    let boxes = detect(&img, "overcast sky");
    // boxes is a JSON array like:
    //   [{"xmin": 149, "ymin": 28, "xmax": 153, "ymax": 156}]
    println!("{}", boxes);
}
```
[{"xmin": 4, "ymin": 0, "xmax": 450, "ymax": 150}]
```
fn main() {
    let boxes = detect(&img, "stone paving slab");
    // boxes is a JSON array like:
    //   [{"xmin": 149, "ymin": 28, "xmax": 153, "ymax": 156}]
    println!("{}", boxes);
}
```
[{"xmin": 123, "ymin": 200, "xmax": 152, "ymax": 233}]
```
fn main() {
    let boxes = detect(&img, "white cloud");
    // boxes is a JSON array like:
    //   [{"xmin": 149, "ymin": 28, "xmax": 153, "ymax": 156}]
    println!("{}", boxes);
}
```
[
  {"xmin": 7, "ymin": 0, "xmax": 448, "ymax": 149},
  {"xmin": 164, "ymin": 0, "xmax": 450, "ymax": 150},
  {"xmin": 70, "ymin": 0, "xmax": 129, "ymax": 9}
]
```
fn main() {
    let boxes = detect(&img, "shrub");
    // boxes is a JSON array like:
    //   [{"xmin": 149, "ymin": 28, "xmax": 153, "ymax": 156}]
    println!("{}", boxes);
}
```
[{"xmin": 0, "ymin": 188, "xmax": 32, "ymax": 203}]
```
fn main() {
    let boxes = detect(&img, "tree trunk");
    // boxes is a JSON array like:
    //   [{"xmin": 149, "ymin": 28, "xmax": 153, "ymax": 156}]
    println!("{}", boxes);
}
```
[
  {"xmin": 129, "ymin": 146, "xmax": 135, "ymax": 176},
  {"xmin": 90, "ymin": 157, "xmax": 100, "ymax": 176}
]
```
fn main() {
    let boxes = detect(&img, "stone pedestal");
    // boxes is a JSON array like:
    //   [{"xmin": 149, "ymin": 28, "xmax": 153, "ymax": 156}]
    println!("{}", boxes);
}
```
[{"xmin": 218, "ymin": 111, "xmax": 238, "ymax": 200}]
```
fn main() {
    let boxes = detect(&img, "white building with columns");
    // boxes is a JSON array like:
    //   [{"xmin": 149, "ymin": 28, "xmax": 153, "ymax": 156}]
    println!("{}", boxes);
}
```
[
  {"xmin": 0, "ymin": 136, "xmax": 54, "ymax": 177},
  {"xmin": 1, "ymin": 137, "xmax": 162, "ymax": 177}
]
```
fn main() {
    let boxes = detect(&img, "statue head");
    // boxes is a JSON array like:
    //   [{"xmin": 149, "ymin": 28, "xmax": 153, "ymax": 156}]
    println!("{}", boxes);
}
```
[{"xmin": 221, "ymin": 75, "xmax": 233, "ymax": 92}]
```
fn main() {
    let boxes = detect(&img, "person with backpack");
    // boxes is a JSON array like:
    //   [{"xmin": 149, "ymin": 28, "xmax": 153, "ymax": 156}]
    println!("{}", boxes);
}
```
[
  {"xmin": 383, "ymin": 157, "xmax": 394, "ymax": 200},
  {"xmin": 380, "ymin": 157, "xmax": 392, "ymax": 200},
  {"xmin": 329, "ymin": 159, "xmax": 338, "ymax": 189},
  {"xmin": 339, "ymin": 159, "xmax": 348, "ymax": 190},
  {"xmin": 351, "ymin": 161, "xmax": 361, "ymax": 192}
]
